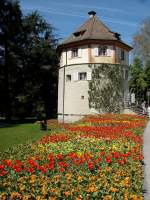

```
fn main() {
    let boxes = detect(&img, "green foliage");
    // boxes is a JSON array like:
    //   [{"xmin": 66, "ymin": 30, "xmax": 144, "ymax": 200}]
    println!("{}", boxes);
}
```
[
  {"xmin": 129, "ymin": 57, "xmax": 150, "ymax": 103},
  {"xmin": 0, "ymin": 0, "xmax": 23, "ymax": 119},
  {"xmin": 132, "ymin": 17, "xmax": 150, "ymax": 103},
  {"xmin": 88, "ymin": 64, "xmax": 124, "ymax": 113},
  {"xmin": 0, "ymin": 1, "xmax": 58, "ymax": 120},
  {"xmin": 144, "ymin": 60, "xmax": 150, "ymax": 85},
  {"xmin": 0, "ymin": 122, "xmax": 51, "ymax": 152}
]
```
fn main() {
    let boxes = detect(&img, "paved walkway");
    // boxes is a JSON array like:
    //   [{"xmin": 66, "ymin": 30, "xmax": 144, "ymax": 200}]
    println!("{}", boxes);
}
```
[{"xmin": 144, "ymin": 120, "xmax": 150, "ymax": 200}]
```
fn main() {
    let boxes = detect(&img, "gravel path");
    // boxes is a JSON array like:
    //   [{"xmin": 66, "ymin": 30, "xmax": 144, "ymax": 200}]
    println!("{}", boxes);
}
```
[{"xmin": 143, "ymin": 121, "xmax": 150, "ymax": 200}]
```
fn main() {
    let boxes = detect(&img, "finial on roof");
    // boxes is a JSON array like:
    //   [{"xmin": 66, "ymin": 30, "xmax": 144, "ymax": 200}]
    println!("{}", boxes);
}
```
[{"xmin": 88, "ymin": 11, "xmax": 96, "ymax": 18}]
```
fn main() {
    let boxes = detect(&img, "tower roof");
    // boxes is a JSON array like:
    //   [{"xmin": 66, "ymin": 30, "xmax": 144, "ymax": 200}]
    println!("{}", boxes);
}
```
[{"xmin": 59, "ymin": 11, "xmax": 132, "ymax": 50}]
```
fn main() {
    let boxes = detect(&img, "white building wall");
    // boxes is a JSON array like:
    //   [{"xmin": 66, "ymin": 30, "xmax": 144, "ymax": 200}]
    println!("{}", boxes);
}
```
[
  {"xmin": 116, "ymin": 47, "xmax": 129, "ymax": 65},
  {"xmin": 61, "ymin": 45, "xmax": 89, "ymax": 66},
  {"xmin": 91, "ymin": 44, "xmax": 115, "ymax": 64},
  {"xmin": 58, "ymin": 64, "xmax": 92, "ymax": 122},
  {"xmin": 58, "ymin": 43, "xmax": 130, "ymax": 122},
  {"xmin": 60, "ymin": 45, "xmax": 129, "ymax": 66},
  {"xmin": 65, "ymin": 65, "xmax": 91, "ymax": 114}
]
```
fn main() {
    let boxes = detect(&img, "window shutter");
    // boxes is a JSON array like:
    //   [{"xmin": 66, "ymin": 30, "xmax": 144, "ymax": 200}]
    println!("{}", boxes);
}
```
[
  {"xmin": 68, "ymin": 50, "xmax": 72, "ymax": 59},
  {"xmin": 73, "ymin": 72, "xmax": 78, "ymax": 81},
  {"xmin": 94, "ymin": 47, "xmax": 99, "ymax": 56},
  {"xmin": 87, "ymin": 72, "xmax": 92, "ymax": 80},
  {"xmin": 78, "ymin": 48, "xmax": 82, "ymax": 57},
  {"xmin": 107, "ymin": 46, "xmax": 112, "ymax": 56}
]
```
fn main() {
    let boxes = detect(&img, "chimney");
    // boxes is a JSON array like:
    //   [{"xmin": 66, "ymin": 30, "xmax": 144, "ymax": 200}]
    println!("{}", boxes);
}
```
[{"xmin": 88, "ymin": 11, "xmax": 96, "ymax": 18}]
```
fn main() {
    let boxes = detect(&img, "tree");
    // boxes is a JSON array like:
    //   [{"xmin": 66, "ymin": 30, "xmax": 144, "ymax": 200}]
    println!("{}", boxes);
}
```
[
  {"xmin": 0, "ymin": 0, "xmax": 23, "ymax": 119},
  {"xmin": 133, "ymin": 17, "xmax": 150, "ymax": 62},
  {"xmin": 0, "ymin": 1, "xmax": 58, "ymax": 120},
  {"xmin": 129, "ymin": 58, "xmax": 147, "ymax": 103},
  {"xmin": 18, "ymin": 11, "xmax": 58, "ymax": 119}
]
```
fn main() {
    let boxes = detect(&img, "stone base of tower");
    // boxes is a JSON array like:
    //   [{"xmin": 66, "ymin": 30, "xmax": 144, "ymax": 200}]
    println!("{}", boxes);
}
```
[
  {"xmin": 58, "ymin": 107, "xmax": 137, "ymax": 123},
  {"xmin": 122, "ymin": 108, "xmax": 137, "ymax": 115},
  {"xmin": 58, "ymin": 114, "xmax": 85, "ymax": 123}
]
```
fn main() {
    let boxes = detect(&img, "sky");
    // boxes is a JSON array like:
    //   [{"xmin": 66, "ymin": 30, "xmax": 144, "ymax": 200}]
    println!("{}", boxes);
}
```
[{"xmin": 20, "ymin": 0, "xmax": 150, "ymax": 47}]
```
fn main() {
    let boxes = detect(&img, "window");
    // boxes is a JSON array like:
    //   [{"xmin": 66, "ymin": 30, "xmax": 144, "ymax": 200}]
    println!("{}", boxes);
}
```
[
  {"xmin": 73, "ymin": 72, "xmax": 91, "ymax": 81},
  {"xmin": 78, "ymin": 72, "xmax": 87, "ymax": 81},
  {"xmin": 66, "ymin": 74, "xmax": 71, "ymax": 82},
  {"xmin": 81, "ymin": 96, "xmax": 84, "ymax": 99},
  {"xmin": 72, "ymin": 49, "xmax": 78, "ymax": 58},
  {"xmin": 121, "ymin": 50, "xmax": 125, "ymax": 60},
  {"xmin": 98, "ymin": 46, "xmax": 107, "ymax": 56}
]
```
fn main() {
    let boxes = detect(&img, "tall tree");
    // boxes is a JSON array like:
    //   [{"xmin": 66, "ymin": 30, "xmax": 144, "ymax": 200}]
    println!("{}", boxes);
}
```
[
  {"xmin": 19, "ymin": 11, "xmax": 58, "ymax": 119},
  {"xmin": 0, "ymin": 1, "xmax": 58, "ymax": 120},
  {"xmin": 0, "ymin": 0, "xmax": 22, "ymax": 119},
  {"xmin": 129, "ymin": 58, "xmax": 147, "ymax": 103},
  {"xmin": 133, "ymin": 17, "xmax": 150, "ymax": 62}
]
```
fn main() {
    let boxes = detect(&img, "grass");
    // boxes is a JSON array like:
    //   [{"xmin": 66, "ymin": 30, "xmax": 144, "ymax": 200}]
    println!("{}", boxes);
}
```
[{"xmin": 0, "ymin": 122, "xmax": 51, "ymax": 151}]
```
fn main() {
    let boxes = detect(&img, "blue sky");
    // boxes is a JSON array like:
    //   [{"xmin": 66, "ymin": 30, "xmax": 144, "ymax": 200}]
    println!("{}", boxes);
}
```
[{"xmin": 20, "ymin": 0, "xmax": 150, "ymax": 46}]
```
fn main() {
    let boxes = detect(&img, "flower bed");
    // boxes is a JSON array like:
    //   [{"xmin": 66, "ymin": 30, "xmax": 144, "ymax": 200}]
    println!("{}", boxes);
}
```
[{"xmin": 0, "ymin": 114, "xmax": 147, "ymax": 199}]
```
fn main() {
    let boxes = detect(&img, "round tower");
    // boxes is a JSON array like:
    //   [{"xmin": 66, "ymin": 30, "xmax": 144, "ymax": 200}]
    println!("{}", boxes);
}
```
[{"xmin": 57, "ymin": 11, "xmax": 132, "ymax": 122}]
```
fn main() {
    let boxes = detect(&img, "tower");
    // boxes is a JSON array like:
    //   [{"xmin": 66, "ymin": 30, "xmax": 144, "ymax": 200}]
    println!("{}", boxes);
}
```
[{"xmin": 57, "ymin": 11, "xmax": 132, "ymax": 122}]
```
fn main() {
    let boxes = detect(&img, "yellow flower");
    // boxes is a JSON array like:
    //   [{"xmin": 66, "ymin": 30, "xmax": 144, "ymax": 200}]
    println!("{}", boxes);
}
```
[
  {"xmin": 103, "ymin": 195, "xmax": 112, "ymax": 200},
  {"xmin": 76, "ymin": 151, "xmax": 82, "ymax": 156},
  {"xmin": 87, "ymin": 184, "xmax": 98, "ymax": 193},
  {"xmin": 124, "ymin": 190, "xmax": 129, "ymax": 200},
  {"xmin": 89, "ymin": 176, "xmax": 97, "ymax": 181},
  {"xmin": 110, "ymin": 187, "xmax": 119, "ymax": 193},
  {"xmin": 50, "ymin": 188, "xmax": 57, "ymax": 193},
  {"xmin": 29, "ymin": 174, "xmax": 37, "ymax": 184},
  {"xmin": 19, "ymin": 184, "xmax": 25, "ymax": 192},
  {"xmin": 36, "ymin": 196, "xmax": 42, "ymax": 200},
  {"xmin": 65, "ymin": 173, "xmax": 72, "ymax": 180},
  {"xmin": 112, "ymin": 144, "xmax": 118, "ymax": 150},
  {"xmin": 77, "ymin": 175, "xmax": 82, "ymax": 182},
  {"xmin": 75, "ymin": 196, "xmax": 82, "ymax": 200},
  {"xmin": 130, "ymin": 195, "xmax": 139, "ymax": 200},
  {"xmin": 64, "ymin": 191, "xmax": 70, "ymax": 197},
  {"xmin": 48, "ymin": 197, "xmax": 57, "ymax": 200},
  {"xmin": 10, "ymin": 192, "xmax": 21, "ymax": 199},
  {"xmin": 22, "ymin": 195, "xmax": 31, "ymax": 200},
  {"xmin": 42, "ymin": 186, "xmax": 48, "ymax": 196},
  {"xmin": 139, "ymin": 195, "xmax": 144, "ymax": 200},
  {"xmin": 105, "ymin": 167, "xmax": 112, "ymax": 173},
  {"xmin": 123, "ymin": 177, "xmax": 130, "ymax": 188},
  {"xmin": 0, "ymin": 193, "xmax": 7, "ymax": 200}
]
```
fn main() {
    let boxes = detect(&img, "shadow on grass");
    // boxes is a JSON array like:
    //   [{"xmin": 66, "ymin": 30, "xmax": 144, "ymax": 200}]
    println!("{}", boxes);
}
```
[
  {"xmin": 0, "ymin": 118, "xmax": 37, "ymax": 128},
  {"xmin": 0, "ymin": 119, "xmax": 53, "ymax": 131}
]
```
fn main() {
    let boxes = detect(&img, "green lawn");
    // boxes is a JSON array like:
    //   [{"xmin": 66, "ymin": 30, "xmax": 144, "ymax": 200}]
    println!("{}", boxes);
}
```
[{"xmin": 0, "ymin": 122, "xmax": 51, "ymax": 151}]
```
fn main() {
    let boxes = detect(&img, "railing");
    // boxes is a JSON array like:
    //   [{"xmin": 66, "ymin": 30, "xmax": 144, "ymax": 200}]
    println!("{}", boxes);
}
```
[{"xmin": 130, "ymin": 106, "xmax": 149, "ymax": 118}]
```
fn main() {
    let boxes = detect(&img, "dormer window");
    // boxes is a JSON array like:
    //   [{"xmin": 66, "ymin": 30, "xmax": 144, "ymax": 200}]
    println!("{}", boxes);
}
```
[
  {"xmin": 98, "ymin": 46, "xmax": 107, "ymax": 56},
  {"xmin": 73, "ymin": 30, "xmax": 86, "ymax": 37},
  {"xmin": 72, "ymin": 48, "xmax": 78, "ymax": 58}
]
